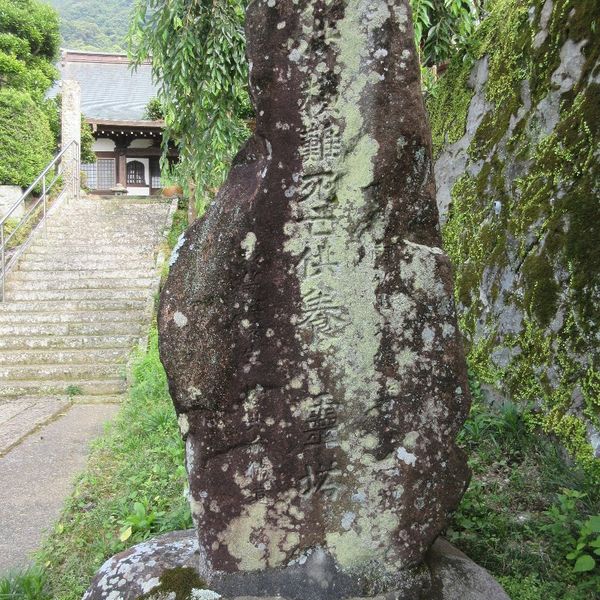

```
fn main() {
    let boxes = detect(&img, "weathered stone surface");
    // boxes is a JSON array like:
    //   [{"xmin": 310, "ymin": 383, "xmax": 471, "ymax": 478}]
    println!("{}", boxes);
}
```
[
  {"xmin": 159, "ymin": 0, "xmax": 470, "ymax": 591},
  {"xmin": 82, "ymin": 530, "xmax": 201, "ymax": 600},
  {"xmin": 426, "ymin": 539, "xmax": 510, "ymax": 600},
  {"xmin": 61, "ymin": 79, "xmax": 81, "ymax": 185},
  {"xmin": 83, "ymin": 532, "xmax": 509, "ymax": 600},
  {"xmin": 430, "ymin": 0, "xmax": 600, "ymax": 468}
]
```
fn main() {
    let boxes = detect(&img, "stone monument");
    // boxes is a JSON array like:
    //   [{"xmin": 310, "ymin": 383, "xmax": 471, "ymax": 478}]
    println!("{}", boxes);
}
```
[
  {"xmin": 60, "ymin": 79, "xmax": 81, "ymax": 195},
  {"xmin": 156, "ymin": 0, "xmax": 471, "ymax": 596},
  {"xmin": 83, "ymin": 0, "xmax": 515, "ymax": 597}
]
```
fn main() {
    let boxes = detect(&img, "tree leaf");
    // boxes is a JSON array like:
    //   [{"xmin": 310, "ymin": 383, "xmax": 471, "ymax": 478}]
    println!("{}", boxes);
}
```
[
  {"xmin": 119, "ymin": 526, "xmax": 133, "ymax": 542},
  {"xmin": 585, "ymin": 516, "xmax": 600, "ymax": 533},
  {"xmin": 573, "ymin": 555, "xmax": 596, "ymax": 573}
]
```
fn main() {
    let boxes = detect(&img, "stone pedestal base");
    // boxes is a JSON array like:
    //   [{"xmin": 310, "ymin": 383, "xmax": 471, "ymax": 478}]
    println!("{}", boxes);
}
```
[{"xmin": 83, "ymin": 531, "xmax": 509, "ymax": 600}]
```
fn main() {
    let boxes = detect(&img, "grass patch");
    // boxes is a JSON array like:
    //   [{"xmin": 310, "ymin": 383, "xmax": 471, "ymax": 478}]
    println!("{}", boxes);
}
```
[
  {"xmin": 0, "ymin": 568, "xmax": 51, "ymax": 600},
  {"xmin": 447, "ymin": 373, "xmax": 600, "ymax": 599},
  {"xmin": 166, "ymin": 202, "xmax": 189, "ymax": 250}
]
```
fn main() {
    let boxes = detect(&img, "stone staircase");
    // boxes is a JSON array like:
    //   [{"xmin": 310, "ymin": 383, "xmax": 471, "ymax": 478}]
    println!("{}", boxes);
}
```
[{"xmin": 0, "ymin": 195, "xmax": 175, "ymax": 424}]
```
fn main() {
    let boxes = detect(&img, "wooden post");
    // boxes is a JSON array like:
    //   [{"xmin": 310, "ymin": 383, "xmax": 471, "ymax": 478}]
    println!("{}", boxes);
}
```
[{"xmin": 116, "ymin": 146, "xmax": 127, "ymax": 187}]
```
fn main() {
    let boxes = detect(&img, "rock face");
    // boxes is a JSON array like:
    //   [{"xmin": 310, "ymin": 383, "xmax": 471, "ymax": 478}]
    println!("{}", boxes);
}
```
[
  {"xmin": 429, "ymin": 0, "xmax": 600, "ymax": 475},
  {"xmin": 159, "ymin": 0, "xmax": 470, "ymax": 592},
  {"xmin": 83, "ymin": 531, "xmax": 510, "ymax": 600}
]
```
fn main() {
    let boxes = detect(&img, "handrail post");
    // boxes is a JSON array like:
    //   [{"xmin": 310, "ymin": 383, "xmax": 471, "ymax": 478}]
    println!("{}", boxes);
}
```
[
  {"xmin": 43, "ymin": 173, "xmax": 47, "ymax": 237},
  {"xmin": 1, "ymin": 224, "xmax": 4, "ymax": 302},
  {"xmin": 77, "ymin": 141, "xmax": 81, "ymax": 202}
]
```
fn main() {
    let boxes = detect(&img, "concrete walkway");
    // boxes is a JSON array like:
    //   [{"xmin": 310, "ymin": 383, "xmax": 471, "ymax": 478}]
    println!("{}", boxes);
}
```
[
  {"xmin": 0, "ymin": 404, "xmax": 118, "ymax": 573},
  {"xmin": 0, "ymin": 194, "xmax": 175, "ymax": 572}
]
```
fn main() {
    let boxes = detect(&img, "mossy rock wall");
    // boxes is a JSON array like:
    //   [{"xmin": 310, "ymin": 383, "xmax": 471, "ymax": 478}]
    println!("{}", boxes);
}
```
[{"xmin": 429, "ymin": 0, "xmax": 600, "ymax": 478}]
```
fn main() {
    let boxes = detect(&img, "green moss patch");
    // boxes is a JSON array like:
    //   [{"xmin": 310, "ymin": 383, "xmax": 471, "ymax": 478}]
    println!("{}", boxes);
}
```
[
  {"xmin": 429, "ymin": 0, "xmax": 600, "ymax": 480},
  {"xmin": 137, "ymin": 567, "xmax": 207, "ymax": 600}
]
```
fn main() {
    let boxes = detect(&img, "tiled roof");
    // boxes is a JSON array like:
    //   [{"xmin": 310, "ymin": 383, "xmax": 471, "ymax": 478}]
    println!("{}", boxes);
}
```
[{"xmin": 54, "ymin": 50, "xmax": 159, "ymax": 121}]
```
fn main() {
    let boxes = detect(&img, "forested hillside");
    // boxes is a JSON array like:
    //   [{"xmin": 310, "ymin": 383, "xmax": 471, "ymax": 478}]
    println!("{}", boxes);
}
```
[{"xmin": 45, "ymin": 0, "xmax": 134, "ymax": 52}]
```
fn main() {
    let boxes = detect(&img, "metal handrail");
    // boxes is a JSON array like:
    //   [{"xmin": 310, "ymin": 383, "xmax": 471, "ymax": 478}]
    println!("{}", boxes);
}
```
[{"xmin": 0, "ymin": 140, "xmax": 80, "ymax": 300}]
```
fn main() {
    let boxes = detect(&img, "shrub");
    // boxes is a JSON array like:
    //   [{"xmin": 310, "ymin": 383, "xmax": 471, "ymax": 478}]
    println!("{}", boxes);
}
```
[{"xmin": 0, "ymin": 88, "xmax": 54, "ymax": 187}]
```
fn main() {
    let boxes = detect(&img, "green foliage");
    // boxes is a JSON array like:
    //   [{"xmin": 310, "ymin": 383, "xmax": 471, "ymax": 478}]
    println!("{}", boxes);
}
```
[
  {"xmin": 80, "ymin": 118, "xmax": 95, "ymax": 164},
  {"xmin": 544, "ymin": 490, "xmax": 600, "ymax": 574},
  {"xmin": 45, "ymin": 95, "xmax": 96, "ymax": 164},
  {"xmin": 0, "ymin": 0, "xmax": 59, "ymax": 98},
  {"xmin": 0, "ymin": 0, "xmax": 60, "ymax": 188},
  {"xmin": 130, "ymin": 0, "xmax": 250, "ymax": 214},
  {"xmin": 143, "ymin": 97, "xmax": 164, "ymax": 121},
  {"xmin": 0, "ymin": 567, "xmax": 51, "ymax": 600},
  {"xmin": 0, "ymin": 0, "xmax": 59, "ymax": 60},
  {"xmin": 46, "ymin": 0, "xmax": 135, "ymax": 53},
  {"xmin": 449, "ymin": 381, "xmax": 600, "ymax": 599},
  {"xmin": 65, "ymin": 384, "xmax": 83, "ymax": 397},
  {"xmin": 0, "ymin": 88, "xmax": 54, "ymax": 187},
  {"xmin": 410, "ymin": 0, "xmax": 480, "ymax": 67}
]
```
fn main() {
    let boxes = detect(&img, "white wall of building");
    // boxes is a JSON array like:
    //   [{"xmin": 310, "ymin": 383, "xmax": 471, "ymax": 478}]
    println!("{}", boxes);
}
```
[
  {"xmin": 129, "ymin": 138, "xmax": 154, "ymax": 149},
  {"xmin": 93, "ymin": 138, "xmax": 116, "ymax": 152}
]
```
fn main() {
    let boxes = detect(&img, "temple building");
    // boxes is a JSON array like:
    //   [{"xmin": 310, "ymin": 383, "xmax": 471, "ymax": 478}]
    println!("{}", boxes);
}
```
[{"xmin": 55, "ymin": 50, "xmax": 177, "ymax": 195}]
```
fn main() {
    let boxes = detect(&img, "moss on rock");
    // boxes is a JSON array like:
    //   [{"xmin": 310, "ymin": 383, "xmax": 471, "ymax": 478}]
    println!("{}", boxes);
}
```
[
  {"xmin": 429, "ymin": 0, "xmax": 600, "ymax": 481},
  {"xmin": 137, "ymin": 567, "xmax": 207, "ymax": 600}
]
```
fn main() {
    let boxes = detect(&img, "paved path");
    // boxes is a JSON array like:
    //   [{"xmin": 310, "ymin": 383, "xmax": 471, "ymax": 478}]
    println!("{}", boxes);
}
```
[
  {"xmin": 0, "ymin": 194, "xmax": 175, "ymax": 572},
  {"xmin": 0, "ymin": 404, "xmax": 119, "ymax": 573}
]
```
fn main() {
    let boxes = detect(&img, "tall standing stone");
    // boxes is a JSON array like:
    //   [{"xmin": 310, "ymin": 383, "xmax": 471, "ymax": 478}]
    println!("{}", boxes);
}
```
[
  {"xmin": 60, "ymin": 79, "xmax": 81, "ymax": 195},
  {"xmin": 159, "ymin": 0, "xmax": 470, "ymax": 596}
]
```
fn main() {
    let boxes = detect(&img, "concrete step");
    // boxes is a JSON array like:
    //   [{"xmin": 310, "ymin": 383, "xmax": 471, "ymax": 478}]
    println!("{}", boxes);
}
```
[
  {"xmin": 0, "ymin": 321, "xmax": 144, "ymax": 336},
  {"xmin": 28, "ymin": 244, "xmax": 160, "ymax": 253},
  {"xmin": 0, "ymin": 348, "xmax": 130, "ymax": 366},
  {"xmin": 44, "ymin": 229, "xmax": 163, "ymax": 236},
  {"xmin": 0, "ymin": 335, "xmax": 138, "ymax": 350},
  {"xmin": 0, "ymin": 364, "xmax": 125, "ymax": 381},
  {"xmin": 47, "ymin": 219, "xmax": 167, "ymax": 229},
  {"xmin": 18, "ymin": 260, "xmax": 155, "ymax": 271},
  {"xmin": 61, "ymin": 202, "xmax": 170, "ymax": 210},
  {"xmin": 19, "ymin": 248, "xmax": 155, "ymax": 268},
  {"xmin": 42, "ymin": 218, "xmax": 164, "ymax": 226},
  {"xmin": 25, "ymin": 244, "xmax": 149, "ymax": 255},
  {"xmin": 26, "ymin": 248, "xmax": 158, "ymax": 264},
  {"xmin": 4, "ymin": 289, "xmax": 149, "ymax": 302},
  {"xmin": 4, "ymin": 277, "xmax": 155, "ymax": 291},
  {"xmin": 70, "ymin": 394, "xmax": 126, "ymax": 404},
  {"xmin": 36, "ymin": 235, "xmax": 163, "ymax": 244},
  {"xmin": 0, "ymin": 310, "xmax": 145, "ymax": 324},
  {"xmin": 9, "ymin": 269, "xmax": 155, "ymax": 282},
  {"xmin": 35, "ymin": 222, "xmax": 163, "ymax": 231},
  {"xmin": 0, "ymin": 300, "xmax": 149, "ymax": 315},
  {"xmin": 18, "ymin": 255, "xmax": 155, "ymax": 271},
  {"xmin": 30, "ymin": 236, "xmax": 160, "ymax": 245},
  {"xmin": 0, "ymin": 299, "xmax": 148, "ymax": 313},
  {"xmin": 0, "ymin": 379, "xmax": 127, "ymax": 398}
]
